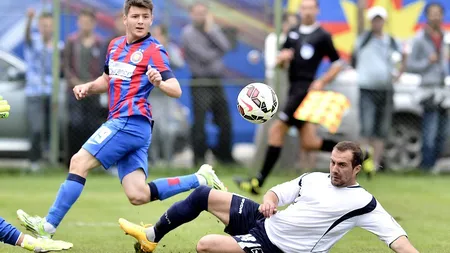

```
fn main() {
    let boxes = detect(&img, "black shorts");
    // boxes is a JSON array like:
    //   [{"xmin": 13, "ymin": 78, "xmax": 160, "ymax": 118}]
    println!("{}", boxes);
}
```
[
  {"xmin": 279, "ymin": 86, "xmax": 309, "ymax": 128},
  {"xmin": 225, "ymin": 195, "xmax": 282, "ymax": 253}
]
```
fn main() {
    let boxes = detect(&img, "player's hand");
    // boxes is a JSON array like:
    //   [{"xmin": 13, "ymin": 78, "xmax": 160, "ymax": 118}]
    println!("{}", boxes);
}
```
[
  {"xmin": 259, "ymin": 201, "xmax": 278, "ymax": 218},
  {"xmin": 73, "ymin": 83, "xmax": 91, "ymax": 100},
  {"xmin": 146, "ymin": 66, "xmax": 162, "ymax": 87},
  {"xmin": 26, "ymin": 8, "xmax": 35, "ymax": 19},
  {"xmin": 309, "ymin": 79, "xmax": 324, "ymax": 91}
]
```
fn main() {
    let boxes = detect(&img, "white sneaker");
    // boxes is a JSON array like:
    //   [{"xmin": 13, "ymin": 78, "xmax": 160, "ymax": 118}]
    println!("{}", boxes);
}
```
[{"xmin": 196, "ymin": 164, "xmax": 227, "ymax": 191}]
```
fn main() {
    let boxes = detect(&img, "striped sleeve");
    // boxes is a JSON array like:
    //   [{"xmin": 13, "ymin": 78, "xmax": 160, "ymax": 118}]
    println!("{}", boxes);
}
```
[
  {"xmin": 152, "ymin": 44, "xmax": 175, "ymax": 81},
  {"xmin": 104, "ymin": 37, "xmax": 121, "ymax": 75}
]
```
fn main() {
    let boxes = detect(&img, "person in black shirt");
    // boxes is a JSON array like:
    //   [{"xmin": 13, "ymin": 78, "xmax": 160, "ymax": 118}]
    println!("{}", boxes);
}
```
[{"xmin": 235, "ymin": 0, "xmax": 372, "ymax": 194}]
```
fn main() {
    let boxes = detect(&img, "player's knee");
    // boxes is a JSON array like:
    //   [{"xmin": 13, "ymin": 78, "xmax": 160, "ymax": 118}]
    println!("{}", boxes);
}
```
[
  {"xmin": 189, "ymin": 186, "xmax": 211, "ymax": 204},
  {"xmin": 126, "ymin": 190, "xmax": 149, "ymax": 206},
  {"xmin": 196, "ymin": 235, "xmax": 217, "ymax": 253},
  {"xmin": 301, "ymin": 139, "xmax": 315, "ymax": 150},
  {"xmin": 69, "ymin": 152, "xmax": 88, "ymax": 175}
]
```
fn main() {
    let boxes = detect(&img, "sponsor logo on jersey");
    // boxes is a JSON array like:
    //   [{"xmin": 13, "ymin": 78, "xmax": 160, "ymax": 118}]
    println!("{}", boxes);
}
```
[
  {"xmin": 238, "ymin": 198, "xmax": 246, "ymax": 214},
  {"xmin": 109, "ymin": 60, "xmax": 136, "ymax": 81}
]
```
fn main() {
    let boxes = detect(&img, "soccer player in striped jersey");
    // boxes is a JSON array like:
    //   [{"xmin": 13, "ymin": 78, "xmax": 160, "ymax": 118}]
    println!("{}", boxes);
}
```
[{"xmin": 16, "ymin": 0, "xmax": 227, "ymax": 242}]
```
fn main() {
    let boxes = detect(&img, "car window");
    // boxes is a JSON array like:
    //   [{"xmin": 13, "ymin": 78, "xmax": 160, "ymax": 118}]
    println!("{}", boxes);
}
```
[{"xmin": 0, "ymin": 58, "xmax": 17, "ymax": 82}]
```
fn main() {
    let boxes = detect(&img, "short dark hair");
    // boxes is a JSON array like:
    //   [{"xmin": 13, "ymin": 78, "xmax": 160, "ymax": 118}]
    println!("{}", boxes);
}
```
[
  {"xmin": 124, "ymin": 0, "xmax": 154, "ymax": 15},
  {"xmin": 79, "ymin": 8, "xmax": 96, "ymax": 19},
  {"xmin": 39, "ymin": 11, "xmax": 53, "ymax": 20},
  {"xmin": 333, "ymin": 141, "xmax": 363, "ymax": 168},
  {"xmin": 425, "ymin": 2, "xmax": 445, "ymax": 16}
]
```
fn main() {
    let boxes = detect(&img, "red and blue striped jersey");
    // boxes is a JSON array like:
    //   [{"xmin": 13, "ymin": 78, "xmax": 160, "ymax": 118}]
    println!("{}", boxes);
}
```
[{"xmin": 104, "ymin": 33, "xmax": 174, "ymax": 121}]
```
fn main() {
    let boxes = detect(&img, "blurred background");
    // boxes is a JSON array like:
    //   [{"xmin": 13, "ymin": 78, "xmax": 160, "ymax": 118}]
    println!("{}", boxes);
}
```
[{"xmin": 0, "ymin": 0, "xmax": 449, "ymax": 175}]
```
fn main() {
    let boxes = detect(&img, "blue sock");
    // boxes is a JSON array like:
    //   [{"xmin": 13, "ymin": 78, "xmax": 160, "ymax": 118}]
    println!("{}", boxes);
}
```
[
  {"xmin": 0, "ymin": 216, "xmax": 22, "ymax": 246},
  {"xmin": 46, "ymin": 173, "xmax": 86, "ymax": 228},
  {"xmin": 149, "ymin": 174, "xmax": 199, "ymax": 201},
  {"xmin": 154, "ymin": 186, "xmax": 211, "ymax": 242}
]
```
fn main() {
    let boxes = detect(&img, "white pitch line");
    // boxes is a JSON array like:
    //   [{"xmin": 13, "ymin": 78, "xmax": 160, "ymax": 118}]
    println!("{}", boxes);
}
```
[{"xmin": 69, "ymin": 221, "xmax": 118, "ymax": 227}]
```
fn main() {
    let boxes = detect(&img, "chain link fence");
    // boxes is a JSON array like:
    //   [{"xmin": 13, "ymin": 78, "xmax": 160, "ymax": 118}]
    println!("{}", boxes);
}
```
[{"xmin": 2, "ymin": 0, "xmax": 450, "ymax": 172}]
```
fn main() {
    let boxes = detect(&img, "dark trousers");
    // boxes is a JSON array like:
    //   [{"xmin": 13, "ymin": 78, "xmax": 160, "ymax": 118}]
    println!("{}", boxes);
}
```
[
  {"xmin": 26, "ymin": 96, "xmax": 51, "ymax": 162},
  {"xmin": 67, "ymin": 93, "xmax": 103, "ymax": 165},
  {"xmin": 191, "ymin": 78, "xmax": 233, "ymax": 165},
  {"xmin": 421, "ymin": 108, "xmax": 448, "ymax": 169}
]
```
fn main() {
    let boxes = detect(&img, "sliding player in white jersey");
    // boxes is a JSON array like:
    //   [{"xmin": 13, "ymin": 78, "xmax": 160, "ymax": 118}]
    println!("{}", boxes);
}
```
[{"xmin": 119, "ymin": 141, "xmax": 418, "ymax": 253}]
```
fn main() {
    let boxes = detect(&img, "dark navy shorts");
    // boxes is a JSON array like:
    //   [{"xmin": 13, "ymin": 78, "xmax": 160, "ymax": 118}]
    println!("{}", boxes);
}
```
[{"xmin": 225, "ymin": 195, "xmax": 282, "ymax": 253}]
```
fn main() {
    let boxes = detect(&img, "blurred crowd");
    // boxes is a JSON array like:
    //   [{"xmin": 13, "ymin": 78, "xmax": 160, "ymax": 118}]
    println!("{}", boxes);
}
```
[{"xmin": 18, "ymin": 2, "xmax": 450, "ymax": 173}]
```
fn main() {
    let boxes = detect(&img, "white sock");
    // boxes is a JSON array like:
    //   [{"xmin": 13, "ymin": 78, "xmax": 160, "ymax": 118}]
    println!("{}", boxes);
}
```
[
  {"xmin": 145, "ymin": 226, "xmax": 156, "ymax": 242},
  {"xmin": 43, "ymin": 219, "xmax": 56, "ymax": 234},
  {"xmin": 196, "ymin": 174, "xmax": 207, "ymax": 186}
]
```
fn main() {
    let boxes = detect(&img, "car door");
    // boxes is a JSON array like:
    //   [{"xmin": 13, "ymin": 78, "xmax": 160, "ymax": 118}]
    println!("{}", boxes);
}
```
[{"xmin": 0, "ymin": 57, "xmax": 27, "ymax": 139}]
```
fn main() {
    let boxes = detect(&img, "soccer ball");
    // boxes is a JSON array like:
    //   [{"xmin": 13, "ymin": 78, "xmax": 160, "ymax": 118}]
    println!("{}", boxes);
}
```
[{"xmin": 237, "ymin": 83, "xmax": 279, "ymax": 124}]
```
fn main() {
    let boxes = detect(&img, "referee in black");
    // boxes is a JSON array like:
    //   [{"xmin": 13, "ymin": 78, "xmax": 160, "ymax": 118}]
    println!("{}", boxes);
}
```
[{"xmin": 235, "ymin": 0, "xmax": 370, "ymax": 194}]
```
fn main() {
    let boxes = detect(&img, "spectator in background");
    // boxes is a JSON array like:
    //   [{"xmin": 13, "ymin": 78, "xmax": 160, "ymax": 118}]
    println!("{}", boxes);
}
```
[
  {"xmin": 24, "ymin": 9, "xmax": 61, "ymax": 172},
  {"xmin": 181, "ymin": 2, "xmax": 235, "ymax": 166},
  {"xmin": 108, "ymin": 12, "xmax": 126, "ymax": 41},
  {"xmin": 152, "ymin": 24, "xmax": 185, "ymax": 69},
  {"xmin": 64, "ymin": 8, "xmax": 104, "ymax": 166},
  {"xmin": 149, "ymin": 24, "xmax": 186, "ymax": 166},
  {"xmin": 351, "ymin": 6, "xmax": 404, "ymax": 175},
  {"xmin": 407, "ymin": 3, "xmax": 449, "ymax": 170}
]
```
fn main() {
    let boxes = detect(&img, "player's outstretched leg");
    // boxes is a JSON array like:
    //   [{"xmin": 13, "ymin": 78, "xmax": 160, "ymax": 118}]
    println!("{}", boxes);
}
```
[
  {"xmin": 148, "ymin": 164, "xmax": 227, "ymax": 201},
  {"xmin": 121, "ymin": 164, "xmax": 227, "ymax": 207},
  {"xmin": 17, "ymin": 149, "xmax": 101, "ymax": 238},
  {"xmin": 0, "ymin": 216, "xmax": 73, "ymax": 252},
  {"xmin": 119, "ymin": 186, "xmax": 233, "ymax": 252}
]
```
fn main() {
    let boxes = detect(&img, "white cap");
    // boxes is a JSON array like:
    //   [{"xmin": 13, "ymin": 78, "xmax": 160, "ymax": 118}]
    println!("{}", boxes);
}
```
[{"xmin": 367, "ymin": 6, "xmax": 388, "ymax": 20}]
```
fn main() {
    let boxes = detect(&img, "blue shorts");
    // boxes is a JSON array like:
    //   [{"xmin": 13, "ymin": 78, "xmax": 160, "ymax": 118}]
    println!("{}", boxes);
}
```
[
  {"xmin": 225, "ymin": 195, "xmax": 282, "ymax": 253},
  {"xmin": 82, "ymin": 116, "xmax": 152, "ymax": 182}
]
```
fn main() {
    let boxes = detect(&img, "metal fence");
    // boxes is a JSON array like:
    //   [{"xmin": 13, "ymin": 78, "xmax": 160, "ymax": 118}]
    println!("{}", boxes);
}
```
[{"xmin": 1, "ymin": 0, "xmax": 450, "ymax": 173}]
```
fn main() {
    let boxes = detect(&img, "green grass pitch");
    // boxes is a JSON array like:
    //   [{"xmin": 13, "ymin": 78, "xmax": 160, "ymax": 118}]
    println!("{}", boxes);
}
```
[{"xmin": 0, "ymin": 170, "xmax": 448, "ymax": 253}]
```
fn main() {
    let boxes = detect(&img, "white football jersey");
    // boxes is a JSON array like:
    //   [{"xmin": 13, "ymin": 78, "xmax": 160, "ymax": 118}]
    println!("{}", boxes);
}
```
[{"xmin": 265, "ymin": 172, "xmax": 406, "ymax": 253}]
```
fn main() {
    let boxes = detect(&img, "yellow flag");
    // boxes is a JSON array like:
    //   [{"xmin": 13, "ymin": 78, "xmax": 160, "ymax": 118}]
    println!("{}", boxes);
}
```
[
  {"xmin": 287, "ymin": 0, "xmax": 302, "ymax": 14},
  {"xmin": 294, "ymin": 91, "xmax": 351, "ymax": 134}
]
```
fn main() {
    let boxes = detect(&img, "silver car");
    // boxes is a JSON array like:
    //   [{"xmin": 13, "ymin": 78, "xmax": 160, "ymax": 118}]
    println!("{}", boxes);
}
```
[{"xmin": 0, "ymin": 50, "xmax": 29, "ymax": 157}]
